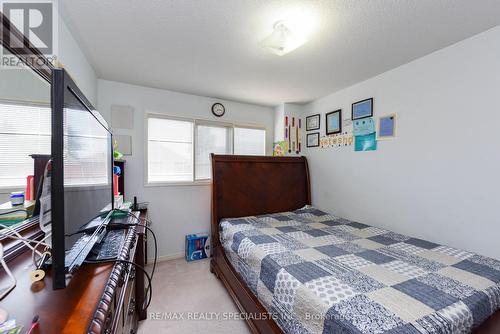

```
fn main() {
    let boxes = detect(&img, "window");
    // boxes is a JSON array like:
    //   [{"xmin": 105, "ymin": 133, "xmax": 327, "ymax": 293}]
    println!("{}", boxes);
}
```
[
  {"xmin": 147, "ymin": 115, "xmax": 266, "ymax": 184},
  {"xmin": 0, "ymin": 102, "xmax": 51, "ymax": 188},
  {"xmin": 147, "ymin": 117, "xmax": 193, "ymax": 183},
  {"xmin": 63, "ymin": 107, "xmax": 111, "ymax": 186},
  {"xmin": 234, "ymin": 127, "xmax": 266, "ymax": 155},
  {"xmin": 195, "ymin": 123, "xmax": 231, "ymax": 180}
]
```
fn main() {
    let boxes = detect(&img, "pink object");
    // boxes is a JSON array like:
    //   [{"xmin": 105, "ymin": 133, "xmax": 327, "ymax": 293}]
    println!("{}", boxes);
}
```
[
  {"xmin": 26, "ymin": 175, "xmax": 34, "ymax": 201},
  {"xmin": 113, "ymin": 175, "xmax": 119, "ymax": 196}
]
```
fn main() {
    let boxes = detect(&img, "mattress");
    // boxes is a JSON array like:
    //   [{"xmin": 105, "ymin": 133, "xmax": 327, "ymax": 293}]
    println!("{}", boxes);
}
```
[{"xmin": 219, "ymin": 206, "xmax": 500, "ymax": 334}]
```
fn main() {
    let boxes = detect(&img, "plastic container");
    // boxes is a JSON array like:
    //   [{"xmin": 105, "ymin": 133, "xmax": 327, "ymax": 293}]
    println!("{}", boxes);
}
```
[{"xmin": 10, "ymin": 191, "xmax": 25, "ymax": 206}]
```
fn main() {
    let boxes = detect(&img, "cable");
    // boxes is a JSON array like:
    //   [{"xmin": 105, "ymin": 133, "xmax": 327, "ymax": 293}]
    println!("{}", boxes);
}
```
[
  {"xmin": 67, "ymin": 209, "xmax": 153, "ymax": 237},
  {"xmin": 0, "ymin": 243, "xmax": 16, "ymax": 300},
  {"xmin": 85, "ymin": 258, "xmax": 153, "ymax": 309},
  {"xmin": 0, "ymin": 223, "xmax": 50, "ymax": 257},
  {"xmin": 109, "ymin": 222, "xmax": 157, "ymax": 282},
  {"xmin": 109, "ymin": 211, "xmax": 157, "ymax": 275},
  {"xmin": 0, "ymin": 223, "xmax": 52, "ymax": 268},
  {"xmin": 105, "ymin": 211, "xmax": 158, "ymax": 306},
  {"xmin": 31, "ymin": 233, "xmax": 52, "ymax": 268},
  {"xmin": 68, "ymin": 209, "xmax": 158, "ymax": 306}
]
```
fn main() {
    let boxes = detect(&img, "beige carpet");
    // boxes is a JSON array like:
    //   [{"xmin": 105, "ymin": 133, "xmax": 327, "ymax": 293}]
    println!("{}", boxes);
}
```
[{"xmin": 138, "ymin": 258, "xmax": 251, "ymax": 333}]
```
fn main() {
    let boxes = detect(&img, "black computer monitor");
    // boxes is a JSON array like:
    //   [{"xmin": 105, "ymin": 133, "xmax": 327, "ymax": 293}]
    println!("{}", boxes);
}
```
[{"xmin": 51, "ymin": 68, "xmax": 114, "ymax": 289}]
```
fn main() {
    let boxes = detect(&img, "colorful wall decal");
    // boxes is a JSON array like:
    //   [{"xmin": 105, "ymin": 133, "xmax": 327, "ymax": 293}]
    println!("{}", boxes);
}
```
[
  {"xmin": 273, "ymin": 141, "xmax": 287, "ymax": 156},
  {"xmin": 320, "ymin": 131, "xmax": 353, "ymax": 148},
  {"xmin": 353, "ymin": 117, "xmax": 377, "ymax": 151},
  {"xmin": 283, "ymin": 115, "xmax": 302, "ymax": 155}
]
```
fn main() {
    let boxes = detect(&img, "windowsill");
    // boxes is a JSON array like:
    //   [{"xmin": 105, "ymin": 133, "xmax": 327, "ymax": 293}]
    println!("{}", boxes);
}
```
[
  {"xmin": 0, "ymin": 187, "xmax": 24, "ymax": 194},
  {"xmin": 144, "ymin": 179, "xmax": 212, "ymax": 188}
]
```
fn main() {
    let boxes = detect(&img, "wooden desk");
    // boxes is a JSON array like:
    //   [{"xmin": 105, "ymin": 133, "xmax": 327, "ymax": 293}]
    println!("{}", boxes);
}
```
[{"xmin": 0, "ymin": 212, "xmax": 148, "ymax": 334}]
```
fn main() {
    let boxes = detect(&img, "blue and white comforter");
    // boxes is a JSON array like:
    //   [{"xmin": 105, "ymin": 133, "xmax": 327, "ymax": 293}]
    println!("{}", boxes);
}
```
[{"xmin": 219, "ymin": 206, "xmax": 500, "ymax": 334}]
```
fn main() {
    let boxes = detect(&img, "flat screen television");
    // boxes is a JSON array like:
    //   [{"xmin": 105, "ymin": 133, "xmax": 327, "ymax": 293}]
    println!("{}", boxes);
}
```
[{"xmin": 51, "ymin": 68, "xmax": 114, "ymax": 289}]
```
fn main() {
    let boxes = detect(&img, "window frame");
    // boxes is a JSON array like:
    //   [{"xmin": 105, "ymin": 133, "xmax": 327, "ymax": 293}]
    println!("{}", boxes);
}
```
[{"xmin": 144, "ymin": 113, "xmax": 267, "ymax": 187}]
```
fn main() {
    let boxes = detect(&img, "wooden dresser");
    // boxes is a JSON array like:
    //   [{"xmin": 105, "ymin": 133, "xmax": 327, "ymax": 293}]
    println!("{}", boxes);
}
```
[{"xmin": 0, "ymin": 211, "xmax": 148, "ymax": 334}]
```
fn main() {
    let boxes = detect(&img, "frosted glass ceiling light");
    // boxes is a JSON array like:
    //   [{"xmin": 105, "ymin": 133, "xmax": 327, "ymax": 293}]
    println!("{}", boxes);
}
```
[{"xmin": 260, "ymin": 21, "xmax": 307, "ymax": 56}]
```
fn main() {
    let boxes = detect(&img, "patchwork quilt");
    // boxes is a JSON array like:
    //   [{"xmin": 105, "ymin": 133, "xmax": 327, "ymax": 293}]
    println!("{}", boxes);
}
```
[{"xmin": 219, "ymin": 206, "xmax": 500, "ymax": 334}]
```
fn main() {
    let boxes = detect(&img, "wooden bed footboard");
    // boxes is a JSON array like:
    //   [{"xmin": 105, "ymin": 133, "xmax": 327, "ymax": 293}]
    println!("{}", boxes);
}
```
[{"xmin": 209, "ymin": 154, "xmax": 500, "ymax": 334}]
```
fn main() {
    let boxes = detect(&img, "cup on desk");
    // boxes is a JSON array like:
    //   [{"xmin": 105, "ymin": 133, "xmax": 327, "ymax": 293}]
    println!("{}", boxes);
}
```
[{"xmin": 9, "ymin": 192, "xmax": 24, "ymax": 206}]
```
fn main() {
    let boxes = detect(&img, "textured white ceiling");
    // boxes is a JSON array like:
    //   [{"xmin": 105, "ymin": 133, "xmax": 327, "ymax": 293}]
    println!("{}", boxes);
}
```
[{"xmin": 60, "ymin": 0, "xmax": 500, "ymax": 106}]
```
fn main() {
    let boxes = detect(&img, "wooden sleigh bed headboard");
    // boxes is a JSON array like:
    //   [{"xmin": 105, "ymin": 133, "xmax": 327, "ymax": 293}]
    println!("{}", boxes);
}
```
[{"xmin": 210, "ymin": 154, "xmax": 311, "ymax": 235}]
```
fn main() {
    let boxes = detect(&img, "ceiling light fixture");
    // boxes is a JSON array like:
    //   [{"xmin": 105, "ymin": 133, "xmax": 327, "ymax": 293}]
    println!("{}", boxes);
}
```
[{"xmin": 260, "ymin": 20, "xmax": 308, "ymax": 56}]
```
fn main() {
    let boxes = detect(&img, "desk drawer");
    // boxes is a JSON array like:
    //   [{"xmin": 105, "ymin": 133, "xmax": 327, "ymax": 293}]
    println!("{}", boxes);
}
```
[
  {"xmin": 123, "ymin": 278, "xmax": 137, "ymax": 334},
  {"xmin": 114, "ymin": 264, "xmax": 137, "ymax": 334}
]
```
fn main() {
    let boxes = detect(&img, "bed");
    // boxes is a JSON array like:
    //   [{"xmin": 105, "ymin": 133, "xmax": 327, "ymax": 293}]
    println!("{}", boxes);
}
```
[{"xmin": 210, "ymin": 154, "xmax": 500, "ymax": 334}]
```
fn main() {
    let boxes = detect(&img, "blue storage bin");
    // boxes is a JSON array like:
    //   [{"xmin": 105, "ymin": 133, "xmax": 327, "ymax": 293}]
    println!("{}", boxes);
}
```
[{"xmin": 185, "ymin": 233, "xmax": 210, "ymax": 261}]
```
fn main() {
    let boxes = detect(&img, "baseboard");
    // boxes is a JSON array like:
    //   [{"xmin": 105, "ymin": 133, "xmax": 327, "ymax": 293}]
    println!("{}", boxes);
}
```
[{"xmin": 148, "ymin": 252, "xmax": 184, "ymax": 263}]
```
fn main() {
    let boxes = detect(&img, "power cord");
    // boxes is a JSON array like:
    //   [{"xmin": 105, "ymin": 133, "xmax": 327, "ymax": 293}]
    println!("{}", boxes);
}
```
[
  {"xmin": 85, "ymin": 258, "xmax": 153, "ymax": 310},
  {"xmin": 102, "ymin": 211, "xmax": 158, "ymax": 310},
  {"xmin": 108, "ymin": 222, "xmax": 157, "ymax": 298},
  {"xmin": 0, "ymin": 243, "xmax": 16, "ymax": 300},
  {"xmin": 113, "ymin": 210, "xmax": 157, "ymax": 279},
  {"xmin": 68, "ymin": 209, "xmax": 158, "ymax": 309},
  {"xmin": 0, "ymin": 223, "xmax": 51, "ymax": 267},
  {"xmin": 68, "ymin": 210, "xmax": 157, "ymax": 279}
]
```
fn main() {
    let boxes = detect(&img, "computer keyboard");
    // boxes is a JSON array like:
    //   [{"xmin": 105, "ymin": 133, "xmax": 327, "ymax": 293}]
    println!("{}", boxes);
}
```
[{"xmin": 93, "ymin": 229, "xmax": 127, "ymax": 260}]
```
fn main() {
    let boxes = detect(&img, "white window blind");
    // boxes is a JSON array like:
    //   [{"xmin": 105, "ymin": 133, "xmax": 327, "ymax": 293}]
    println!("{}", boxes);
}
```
[
  {"xmin": 234, "ymin": 127, "xmax": 266, "ymax": 156},
  {"xmin": 0, "ymin": 102, "xmax": 51, "ymax": 188},
  {"xmin": 148, "ymin": 117, "xmax": 193, "ymax": 183},
  {"xmin": 63, "ymin": 108, "xmax": 110, "ymax": 186},
  {"xmin": 195, "ymin": 123, "xmax": 231, "ymax": 180},
  {"xmin": 146, "ymin": 115, "xmax": 267, "ymax": 184}
]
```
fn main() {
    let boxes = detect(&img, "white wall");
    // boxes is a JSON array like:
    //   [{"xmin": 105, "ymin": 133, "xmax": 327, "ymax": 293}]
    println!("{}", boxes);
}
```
[
  {"xmin": 304, "ymin": 25, "xmax": 500, "ymax": 260},
  {"xmin": 57, "ymin": 15, "xmax": 98, "ymax": 106},
  {"xmin": 97, "ymin": 79, "xmax": 275, "ymax": 259},
  {"xmin": 274, "ymin": 104, "xmax": 284, "ymax": 142}
]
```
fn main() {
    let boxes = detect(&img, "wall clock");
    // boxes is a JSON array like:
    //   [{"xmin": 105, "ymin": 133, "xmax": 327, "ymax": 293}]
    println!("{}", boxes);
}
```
[{"xmin": 211, "ymin": 103, "xmax": 225, "ymax": 117}]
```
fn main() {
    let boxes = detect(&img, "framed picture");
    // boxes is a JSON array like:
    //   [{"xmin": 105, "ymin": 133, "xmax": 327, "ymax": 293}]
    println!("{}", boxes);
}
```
[
  {"xmin": 306, "ymin": 132, "xmax": 319, "ymax": 147},
  {"xmin": 326, "ymin": 109, "xmax": 342, "ymax": 135},
  {"xmin": 377, "ymin": 114, "xmax": 396, "ymax": 140},
  {"xmin": 306, "ymin": 114, "xmax": 320, "ymax": 131},
  {"xmin": 352, "ymin": 98, "xmax": 373, "ymax": 120}
]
